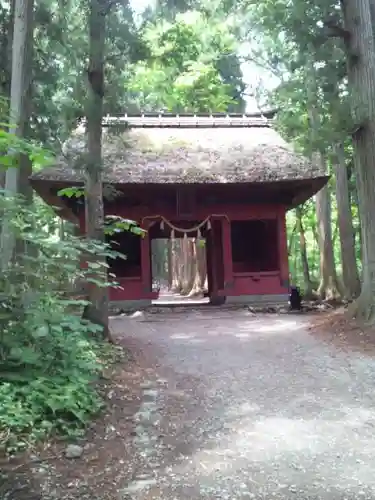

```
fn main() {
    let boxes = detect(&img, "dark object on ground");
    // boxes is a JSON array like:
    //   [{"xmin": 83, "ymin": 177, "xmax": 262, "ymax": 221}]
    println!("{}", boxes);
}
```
[
  {"xmin": 289, "ymin": 286, "xmax": 302, "ymax": 311},
  {"xmin": 210, "ymin": 296, "xmax": 226, "ymax": 306}
]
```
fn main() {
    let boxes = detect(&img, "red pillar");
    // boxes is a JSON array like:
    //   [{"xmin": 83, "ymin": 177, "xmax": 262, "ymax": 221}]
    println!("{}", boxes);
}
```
[
  {"xmin": 207, "ymin": 220, "xmax": 222, "ymax": 301},
  {"xmin": 208, "ymin": 217, "xmax": 230, "ymax": 302},
  {"xmin": 206, "ymin": 228, "xmax": 214, "ymax": 296},
  {"xmin": 140, "ymin": 220, "xmax": 152, "ymax": 298},
  {"xmin": 78, "ymin": 214, "xmax": 85, "ymax": 235},
  {"xmin": 278, "ymin": 211, "xmax": 289, "ymax": 289},
  {"xmin": 221, "ymin": 217, "xmax": 234, "ymax": 294},
  {"xmin": 211, "ymin": 218, "xmax": 223, "ymax": 294}
]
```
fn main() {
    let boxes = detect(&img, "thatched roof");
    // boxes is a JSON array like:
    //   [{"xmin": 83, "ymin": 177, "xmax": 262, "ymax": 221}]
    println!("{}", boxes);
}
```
[{"xmin": 31, "ymin": 114, "xmax": 324, "ymax": 186}]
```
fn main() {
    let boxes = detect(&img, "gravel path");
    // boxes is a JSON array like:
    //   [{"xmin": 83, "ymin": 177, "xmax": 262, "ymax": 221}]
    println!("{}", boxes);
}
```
[{"xmin": 113, "ymin": 310, "xmax": 375, "ymax": 500}]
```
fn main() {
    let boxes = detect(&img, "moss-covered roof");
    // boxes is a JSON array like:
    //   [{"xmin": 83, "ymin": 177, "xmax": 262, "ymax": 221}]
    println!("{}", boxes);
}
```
[{"xmin": 31, "ymin": 114, "xmax": 323, "ymax": 185}]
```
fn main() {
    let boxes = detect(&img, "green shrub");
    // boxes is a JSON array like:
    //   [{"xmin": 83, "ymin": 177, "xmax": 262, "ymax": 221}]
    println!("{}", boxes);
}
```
[
  {"xmin": 0, "ymin": 300, "xmax": 105, "ymax": 453},
  {"xmin": 0, "ymin": 193, "xmax": 119, "ymax": 454},
  {"xmin": 0, "ymin": 121, "xmax": 143, "ymax": 454}
]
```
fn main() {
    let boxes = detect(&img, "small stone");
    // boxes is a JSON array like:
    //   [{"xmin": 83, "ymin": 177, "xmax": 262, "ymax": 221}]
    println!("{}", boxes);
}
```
[
  {"xmin": 291, "ymin": 462, "xmax": 303, "ymax": 471},
  {"xmin": 143, "ymin": 389, "xmax": 158, "ymax": 399},
  {"xmin": 140, "ymin": 381, "xmax": 154, "ymax": 389},
  {"xmin": 65, "ymin": 444, "xmax": 84, "ymax": 459},
  {"xmin": 157, "ymin": 378, "xmax": 168, "ymax": 386},
  {"xmin": 122, "ymin": 478, "xmax": 157, "ymax": 493},
  {"xmin": 129, "ymin": 310, "xmax": 144, "ymax": 319},
  {"xmin": 136, "ymin": 473, "xmax": 151, "ymax": 480}
]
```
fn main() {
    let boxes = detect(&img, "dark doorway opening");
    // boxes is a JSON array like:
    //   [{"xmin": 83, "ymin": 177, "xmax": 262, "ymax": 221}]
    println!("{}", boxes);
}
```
[
  {"xmin": 106, "ymin": 230, "xmax": 142, "ymax": 279},
  {"xmin": 230, "ymin": 220, "xmax": 279, "ymax": 273}
]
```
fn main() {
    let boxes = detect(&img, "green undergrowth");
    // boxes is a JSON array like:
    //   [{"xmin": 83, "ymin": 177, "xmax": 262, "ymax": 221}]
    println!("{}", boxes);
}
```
[
  {"xmin": 0, "ymin": 128, "xmax": 143, "ymax": 456},
  {"xmin": 0, "ymin": 191, "xmax": 129, "ymax": 455},
  {"xmin": 0, "ymin": 296, "xmax": 116, "ymax": 455}
]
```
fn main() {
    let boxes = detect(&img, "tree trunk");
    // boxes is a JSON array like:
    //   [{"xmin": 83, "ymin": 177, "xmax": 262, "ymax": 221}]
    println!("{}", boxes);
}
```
[
  {"xmin": 315, "ymin": 179, "xmax": 342, "ymax": 300},
  {"xmin": 0, "ymin": 0, "xmax": 34, "ymax": 269},
  {"xmin": 288, "ymin": 224, "xmax": 296, "ymax": 255},
  {"xmin": 187, "ymin": 238, "xmax": 206, "ymax": 297},
  {"xmin": 5, "ymin": 0, "xmax": 15, "ymax": 98},
  {"xmin": 167, "ymin": 239, "xmax": 173, "ymax": 289},
  {"xmin": 171, "ymin": 239, "xmax": 181, "ymax": 292},
  {"xmin": 0, "ymin": 0, "xmax": 15, "ymax": 191},
  {"xmin": 305, "ymin": 56, "xmax": 341, "ymax": 301},
  {"xmin": 196, "ymin": 238, "xmax": 207, "ymax": 290},
  {"xmin": 334, "ymin": 142, "xmax": 361, "ymax": 298},
  {"xmin": 295, "ymin": 206, "xmax": 314, "ymax": 298},
  {"xmin": 178, "ymin": 241, "xmax": 184, "ymax": 292},
  {"xmin": 342, "ymin": 0, "xmax": 375, "ymax": 321},
  {"xmin": 83, "ymin": 0, "xmax": 110, "ymax": 340},
  {"xmin": 180, "ymin": 237, "xmax": 196, "ymax": 295},
  {"xmin": 351, "ymin": 180, "xmax": 363, "ymax": 267},
  {"xmin": 182, "ymin": 238, "xmax": 188, "ymax": 290}
]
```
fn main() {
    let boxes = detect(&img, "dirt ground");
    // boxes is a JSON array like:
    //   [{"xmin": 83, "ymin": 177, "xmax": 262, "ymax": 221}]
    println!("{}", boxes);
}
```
[
  {"xmin": 309, "ymin": 306, "xmax": 375, "ymax": 354},
  {"xmin": 1, "ymin": 346, "xmax": 145, "ymax": 500},
  {"xmin": 2, "ymin": 308, "xmax": 375, "ymax": 499}
]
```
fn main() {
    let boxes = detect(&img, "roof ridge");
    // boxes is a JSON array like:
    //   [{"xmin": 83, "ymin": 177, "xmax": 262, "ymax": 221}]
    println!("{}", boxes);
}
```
[
  {"xmin": 105, "ymin": 110, "xmax": 277, "ymax": 117},
  {"xmin": 100, "ymin": 114, "xmax": 273, "ymax": 129}
]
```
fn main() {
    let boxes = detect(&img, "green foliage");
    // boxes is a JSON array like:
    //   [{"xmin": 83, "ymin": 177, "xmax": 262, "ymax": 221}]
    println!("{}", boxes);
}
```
[
  {"xmin": 0, "ymin": 121, "xmax": 145, "ymax": 454},
  {"xmin": 104, "ymin": 215, "xmax": 146, "ymax": 237},
  {"xmin": 286, "ymin": 201, "xmax": 320, "ymax": 291},
  {"xmin": 128, "ymin": 10, "xmax": 245, "ymax": 112},
  {"xmin": 0, "ymin": 191, "xmax": 122, "ymax": 454},
  {"xmin": 241, "ymin": 0, "xmax": 363, "ymax": 296},
  {"xmin": 243, "ymin": 0, "xmax": 349, "ymax": 152},
  {"xmin": 0, "ymin": 125, "xmax": 54, "ymax": 171},
  {"xmin": 197, "ymin": 237, "xmax": 205, "ymax": 248},
  {"xmin": 1, "ymin": 0, "xmax": 247, "ymax": 151}
]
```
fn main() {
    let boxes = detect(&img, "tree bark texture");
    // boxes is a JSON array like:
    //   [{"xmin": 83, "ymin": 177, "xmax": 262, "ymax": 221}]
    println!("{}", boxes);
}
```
[
  {"xmin": 169, "ymin": 237, "xmax": 206, "ymax": 296},
  {"xmin": 179, "ymin": 237, "xmax": 195, "ymax": 295},
  {"xmin": 351, "ymin": 180, "xmax": 363, "ymax": 267},
  {"xmin": 305, "ymin": 59, "xmax": 341, "ymax": 300},
  {"xmin": 342, "ymin": 0, "xmax": 375, "ymax": 320},
  {"xmin": 167, "ymin": 239, "xmax": 173, "ymax": 289},
  {"xmin": 187, "ymin": 238, "xmax": 207, "ymax": 297},
  {"xmin": 84, "ymin": 0, "xmax": 110, "ymax": 340},
  {"xmin": 0, "ymin": 0, "xmax": 34, "ymax": 270},
  {"xmin": 333, "ymin": 142, "xmax": 361, "ymax": 298},
  {"xmin": 315, "ymin": 180, "xmax": 342, "ymax": 300},
  {"xmin": 196, "ymin": 238, "xmax": 207, "ymax": 291},
  {"xmin": 171, "ymin": 239, "xmax": 181, "ymax": 292},
  {"xmin": 295, "ymin": 206, "xmax": 314, "ymax": 299}
]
